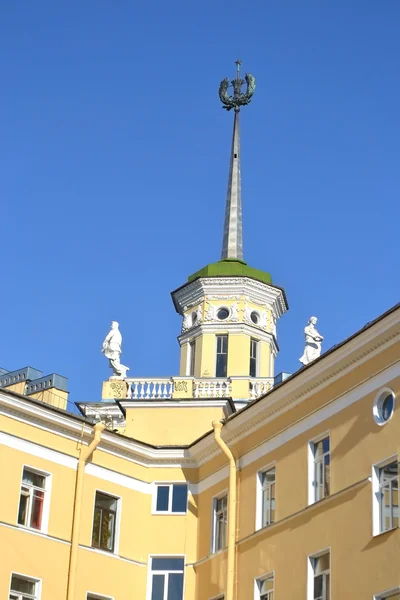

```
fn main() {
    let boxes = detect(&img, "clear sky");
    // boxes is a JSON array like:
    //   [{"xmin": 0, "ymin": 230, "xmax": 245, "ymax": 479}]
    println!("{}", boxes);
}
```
[{"xmin": 1, "ymin": 1, "xmax": 399, "ymax": 406}]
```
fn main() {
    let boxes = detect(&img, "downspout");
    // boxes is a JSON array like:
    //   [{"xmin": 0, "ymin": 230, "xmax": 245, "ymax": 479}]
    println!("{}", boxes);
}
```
[
  {"xmin": 213, "ymin": 421, "xmax": 237, "ymax": 600},
  {"xmin": 67, "ymin": 422, "xmax": 105, "ymax": 600}
]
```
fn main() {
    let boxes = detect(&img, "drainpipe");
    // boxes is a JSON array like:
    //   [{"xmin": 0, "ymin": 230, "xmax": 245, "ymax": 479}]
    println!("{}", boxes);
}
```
[
  {"xmin": 67, "ymin": 422, "xmax": 105, "ymax": 600},
  {"xmin": 213, "ymin": 421, "xmax": 237, "ymax": 600}
]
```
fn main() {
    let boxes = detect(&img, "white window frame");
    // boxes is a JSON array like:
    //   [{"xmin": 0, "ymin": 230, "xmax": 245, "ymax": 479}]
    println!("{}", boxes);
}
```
[
  {"xmin": 215, "ymin": 334, "xmax": 229, "ymax": 379},
  {"xmin": 372, "ymin": 454, "xmax": 399, "ymax": 536},
  {"xmin": 211, "ymin": 490, "xmax": 228, "ymax": 554},
  {"xmin": 249, "ymin": 338, "xmax": 260, "ymax": 378},
  {"xmin": 152, "ymin": 482, "xmax": 188, "ymax": 515},
  {"xmin": 91, "ymin": 488, "xmax": 121, "ymax": 555},
  {"xmin": 17, "ymin": 464, "xmax": 52, "ymax": 534},
  {"xmin": 374, "ymin": 587, "xmax": 400, "ymax": 599},
  {"xmin": 308, "ymin": 432, "xmax": 330, "ymax": 505},
  {"xmin": 255, "ymin": 462, "xmax": 276, "ymax": 531},
  {"xmin": 146, "ymin": 554, "xmax": 185, "ymax": 600},
  {"xmin": 307, "ymin": 548, "xmax": 331, "ymax": 600},
  {"xmin": 186, "ymin": 340, "xmax": 196, "ymax": 376},
  {"xmin": 9, "ymin": 571, "xmax": 42, "ymax": 600},
  {"xmin": 209, "ymin": 595, "xmax": 225, "ymax": 600},
  {"xmin": 254, "ymin": 571, "xmax": 274, "ymax": 600},
  {"xmin": 86, "ymin": 594, "xmax": 114, "ymax": 600}
]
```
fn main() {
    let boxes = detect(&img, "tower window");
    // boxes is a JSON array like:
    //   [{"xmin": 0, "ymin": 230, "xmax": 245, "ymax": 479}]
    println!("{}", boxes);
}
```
[
  {"xmin": 217, "ymin": 307, "xmax": 230, "ymax": 321},
  {"xmin": 216, "ymin": 335, "xmax": 228, "ymax": 378},
  {"xmin": 187, "ymin": 340, "xmax": 196, "ymax": 376},
  {"xmin": 249, "ymin": 338, "xmax": 259, "ymax": 377},
  {"xmin": 251, "ymin": 311, "xmax": 260, "ymax": 324}
]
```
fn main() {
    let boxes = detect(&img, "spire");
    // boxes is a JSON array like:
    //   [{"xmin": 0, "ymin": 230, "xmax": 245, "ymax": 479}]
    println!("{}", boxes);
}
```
[
  {"xmin": 221, "ymin": 110, "xmax": 243, "ymax": 260},
  {"xmin": 219, "ymin": 60, "xmax": 256, "ymax": 261}
]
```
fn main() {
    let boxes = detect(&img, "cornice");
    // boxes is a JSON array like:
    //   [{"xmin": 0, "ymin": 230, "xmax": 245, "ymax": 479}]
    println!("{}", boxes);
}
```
[{"xmin": 178, "ymin": 322, "xmax": 278, "ymax": 352}]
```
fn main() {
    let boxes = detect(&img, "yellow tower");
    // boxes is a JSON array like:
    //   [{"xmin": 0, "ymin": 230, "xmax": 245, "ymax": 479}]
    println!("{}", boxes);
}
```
[{"xmin": 171, "ymin": 62, "xmax": 288, "ymax": 407}]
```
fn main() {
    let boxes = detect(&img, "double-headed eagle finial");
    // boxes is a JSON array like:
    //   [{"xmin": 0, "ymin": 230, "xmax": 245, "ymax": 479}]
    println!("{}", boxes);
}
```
[{"xmin": 218, "ymin": 59, "xmax": 256, "ymax": 112}]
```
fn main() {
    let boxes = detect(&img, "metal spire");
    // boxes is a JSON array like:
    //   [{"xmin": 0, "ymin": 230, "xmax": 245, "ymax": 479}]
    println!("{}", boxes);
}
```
[{"xmin": 219, "ymin": 61, "xmax": 256, "ymax": 261}]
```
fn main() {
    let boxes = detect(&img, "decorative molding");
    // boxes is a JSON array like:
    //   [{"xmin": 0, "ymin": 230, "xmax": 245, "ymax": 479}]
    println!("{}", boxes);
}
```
[
  {"xmin": 85, "ymin": 463, "xmax": 152, "ymax": 495},
  {"xmin": 0, "ymin": 431, "xmax": 78, "ymax": 469}
]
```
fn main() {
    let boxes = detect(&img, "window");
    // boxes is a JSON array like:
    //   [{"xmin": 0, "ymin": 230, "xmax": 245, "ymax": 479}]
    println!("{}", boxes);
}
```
[
  {"xmin": 256, "ymin": 574, "xmax": 274, "ymax": 600},
  {"xmin": 258, "ymin": 467, "xmax": 275, "ymax": 528},
  {"xmin": 187, "ymin": 341, "xmax": 195, "ymax": 377},
  {"xmin": 87, "ymin": 595, "xmax": 113, "ymax": 600},
  {"xmin": 149, "ymin": 557, "xmax": 184, "ymax": 600},
  {"xmin": 250, "ymin": 338, "xmax": 259, "ymax": 378},
  {"xmin": 91, "ymin": 492, "xmax": 118, "ymax": 552},
  {"xmin": 217, "ymin": 307, "xmax": 229, "ymax": 320},
  {"xmin": 373, "ymin": 388, "xmax": 395, "ymax": 425},
  {"xmin": 308, "ymin": 552, "xmax": 330, "ymax": 600},
  {"xmin": 375, "ymin": 589, "xmax": 400, "ymax": 600},
  {"xmin": 212, "ymin": 494, "xmax": 228, "ymax": 553},
  {"xmin": 373, "ymin": 460, "xmax": 399, "ymax": 535},
  {"xmin": 309, "ymin": 436, "xmax": 330, "ymax": 503},
  {"xmin": 18, "ymin": 468, "xmax": 48, "ymax": 531},
  {"xmin": 154, "ymin": 484, "xmax": 188, "ymax": 514},
  {"xmin": 9, "ymin": 574, "xmax": 40, "ymax": 600},
  {"xmin": 216, "ymin": 335, "xmax": 228, "ymax": 378},
  {"xmin": 250, "ymin": 311, "xmax": 260, "ymax": 325}
]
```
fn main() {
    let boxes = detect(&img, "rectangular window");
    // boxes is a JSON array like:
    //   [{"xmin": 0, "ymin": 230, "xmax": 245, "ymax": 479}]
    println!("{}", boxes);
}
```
[
  {"xmin": 187, "ymin": 341, "xmax": 196, "ymax": 376},
  {"xmin": 373, "ymin": 459, "xmax": 399, "ymax": 535},
  {"xmin": 256, "ymin": 574, "xmax": 274, "ymax": 600},
  {"xmin": 9, "ymin": 573, "xmax": 40, "ymax": 600},
  {"xmin": 149, "ymin": 557, "xmax": 184, "ymax": 600},
  {"xmin": 310, "ymin": 436, "xmax": 330, "ymax": 503},
  {"xmin": 155, "ymin": 484, "xmax": 188, "ymax": 514},
  {"xmin": 212, "ymin": 494, "xmax": 228, "ymax": 553},
  {"xmin": 18, "ymin": 468, "xmax": 48, "ymax": 531},
  {"xmin": 249, "ymin": 338, "xmax": 259, "ymax": 378},
  {"xmin": 216, "ymin": 335, "xmax": 228, "ymax": 378},
  {"xmin": 87, "ymin": 595, "xmax": 113, "ymax": 600},
  {"xmin": 259, "ymin": 468, "xmax": 275, "ymax": 528},
  {"xmin": 308, "ymin": 552, "xmax": 330, "ymax": 600},
  {"xmin": 91, "ymin": 492, "xmax": 118, "ymax": 552},
  {"xmin": 374, "ymin": 589, "xmax": 400, "ymax": 600}
]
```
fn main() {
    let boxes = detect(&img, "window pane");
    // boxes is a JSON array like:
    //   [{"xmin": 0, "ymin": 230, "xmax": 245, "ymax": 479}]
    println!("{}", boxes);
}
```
[
  {"xmin": 96, "ymin": 492, "xmax": 117, "ymax": 512},
  {"xmin": 259, "ymin": 576, "xmax": 274, "ymax": 593},
  {"xmin": 217, "ymin": 496, "xmax": 227, "ymax": 511},
  {"xmin": 152, "ymin": 557, "xmax": 184, "ymax": 571},
  {"xmin": 168, "ymin": 573, "xmax": 184, "ymax": 600},
  {"xmin": 22, "ymin": 469, "xmax": 45, "ymax": 488},
  {"xmin": 216, "ymin": 354, "xmax": 227, "ymax": 378},
  {"xmin": 151, "ymin": 574, "xmax": 165, "ymax": 600},
  {"xmin": 314, "ymin": 553, "xmax": 330, "ymax": 573},
  {"xmin": 30, "ymin": 490, "xmax": 44, "ymax": 529},
  {"xmin": 10, "ymin": 575, "xmax": 35, "ymax": 594},
  {"xmin": 18, "ymin": 492, "xmax": 29, "ymax": 526},
  {"xmin": 156, "ymin": 486, "xmax": 170, "ymax": 511},
  {"xmin": 314, "ymin": 573, "xmax": 323, "ymax": 599},
  {"xmin": 172, "ymin": 485, "xmax": 188, "ymax": 513}
]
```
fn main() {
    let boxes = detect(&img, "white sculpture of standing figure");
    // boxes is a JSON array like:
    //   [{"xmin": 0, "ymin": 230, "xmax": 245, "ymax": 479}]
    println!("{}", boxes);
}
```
[
  {"xmin": 102, "ymin": 321, "xmax": 130, "ymax": 379},
  {"xmin": 299, "ymin": 316, "xmax": 324, "ymax": 366}
]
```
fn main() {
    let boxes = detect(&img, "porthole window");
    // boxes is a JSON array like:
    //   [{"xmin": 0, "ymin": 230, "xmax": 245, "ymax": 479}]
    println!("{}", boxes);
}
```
[
  {"xmin": 217, "ymin": 307, "xmax": 230, "ymax": 321},
  {"xmin": 373, "ymin": 388, "xmax": 395, "ymax": 426},
  {"xmin": 250, "ymin": 311, "xmax": 260, "ymax": 324}
]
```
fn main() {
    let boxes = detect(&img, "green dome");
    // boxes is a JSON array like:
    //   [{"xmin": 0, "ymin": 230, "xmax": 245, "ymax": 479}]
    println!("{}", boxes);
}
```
[{"xmin": 188, "ymin": 259, "xmax": 272, "ymax": 285}]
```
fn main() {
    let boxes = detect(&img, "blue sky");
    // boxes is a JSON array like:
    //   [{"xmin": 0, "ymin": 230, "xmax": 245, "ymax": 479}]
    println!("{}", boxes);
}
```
[{"xmin": 1, "ymin": 2, "xmax": 399, "ymax": 405}]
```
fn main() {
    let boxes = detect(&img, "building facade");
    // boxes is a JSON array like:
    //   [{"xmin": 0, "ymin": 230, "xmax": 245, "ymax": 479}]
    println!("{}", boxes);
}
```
[{"xmin": 1, "ymin": 65, "xmax": 400, "ymax": 600}]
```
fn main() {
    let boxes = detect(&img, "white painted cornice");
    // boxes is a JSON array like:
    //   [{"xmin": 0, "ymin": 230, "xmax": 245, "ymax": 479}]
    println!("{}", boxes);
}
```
[{"xmin": 178, "ymin": 322, "xmax": 278, "ymax": 353}]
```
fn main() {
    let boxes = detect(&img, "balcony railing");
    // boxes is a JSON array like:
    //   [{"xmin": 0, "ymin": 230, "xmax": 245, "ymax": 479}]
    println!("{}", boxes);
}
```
[{"xmin": 125, "ymin": 377, "xmax": 273, "ymax": 401}]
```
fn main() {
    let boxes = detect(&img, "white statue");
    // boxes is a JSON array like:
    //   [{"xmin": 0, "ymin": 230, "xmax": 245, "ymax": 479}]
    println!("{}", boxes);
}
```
[
  {"xmin": 299, "ymin": 316, "xmax": 324, "ymax": 366},
  {"xmin": 205, "ymin": 302, "xmax": 217, "ymax": 321},
  {"xmin": 230, "ymin": 303, "xmax": 239, "ymax": 322},
  {"xmin": 196, "ymin": 304, "xmax": 203, "ymax": 324},
  {"xmin": 102, "ymin": 321, "xmax": 130, "ymax": 379}
]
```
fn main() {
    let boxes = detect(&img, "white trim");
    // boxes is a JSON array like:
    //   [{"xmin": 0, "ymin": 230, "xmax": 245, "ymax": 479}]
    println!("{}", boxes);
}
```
[
  {"xmin": 194, "ymin": 466, "xmax": 229, "ymax": 495},
  {"xmin": 91, "ymin": 488, "xmax": 122, "ymax": 555},
  {"xmin": 9, "ymin": 571, "xmax": 42, "ymax": 600},
  {"xmin": 0, "ymin": 519, "xmax": 70, "ymax": 545},
  {"xmin": 374, "ymin": 586, "xmax": 400, "ymax": 599},
  {"xmin": 209, "ymin": 595, "xmax": 225, "ymax": 600},
  {"xmin": 16, "ymin": 463, "xmax": 52, "ymax": 535},
  {"xmin": 307, "ymin": 548, "xmax": 331, "ymax": 600},
  {"xmin": 146, "ymin": 554, "xmax": 186, "ymax": 600},
  {"xmin": 85, "ymin": 463, "xmax": 151, "ymax": 495},
  {"xmin": 121, "ymin": 400, "xmax": 230, "ymax": 409},
  {"xmin": 308, "ymin": 431, "xmax": 330, "ymax": 506},
  {"xmin": 210, "ymin": 489, "xmax": 228, "ymax": 555},
  {"xmin": 80, "ymin": 544, "xmax": 146, "ymax": 566},
  {"xmin": 255, "ymin": 462, "xmax": 276, "ymax": 531},
  {"xmin": 373, "ymin": 387, "xmax": 396, "ymax": 426},
  {"xmin": 151, "ymin": 482, "xmax": 188, "ymax": 515},
  {"xmin": 254, "ymin": 570, "xmax": 274, "ymax": 600},
  {"xmin": 0, "ymin": 431, "xmax": 77, "ymax": 469},
  {"xmin": 372, "ymin": 454, "xmax": 398, "ymax": 537}
]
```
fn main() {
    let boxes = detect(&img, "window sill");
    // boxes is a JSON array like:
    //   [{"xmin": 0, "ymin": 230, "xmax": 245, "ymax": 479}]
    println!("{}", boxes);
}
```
[
  {"xmin": 91, "ymin": 546, "xmax": 116, "ymax": 555},
  {"xmin": 152, "ymin": 512, "xmax": 187, "ymax": 516},
  {"xmin": 373, "ymin": 526, "xmax": 398, "ymax": 538},
  {"xmin": 210, "ymin": 547, "xmax": 227, "ymax": 557},
  {"xmin": 17, "ymin": 523, "xmax": 46, "ymax": 535},
  {"xmin": 256, "ymin": 521, "xmax": 275, "ymax": 532}
]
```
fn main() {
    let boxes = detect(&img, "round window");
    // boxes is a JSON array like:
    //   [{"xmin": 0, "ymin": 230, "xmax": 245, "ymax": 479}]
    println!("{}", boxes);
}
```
[
  {"xmin": 217, "ymin": 307, "xmax": 230, "ymax": 321},
  {"xmin": 373, "ymin": 389, "xmax": 395, "ymax": 426},
  {"xmin": 250, "ymin": 311, "xmax": 260, "ymax": 324}
]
